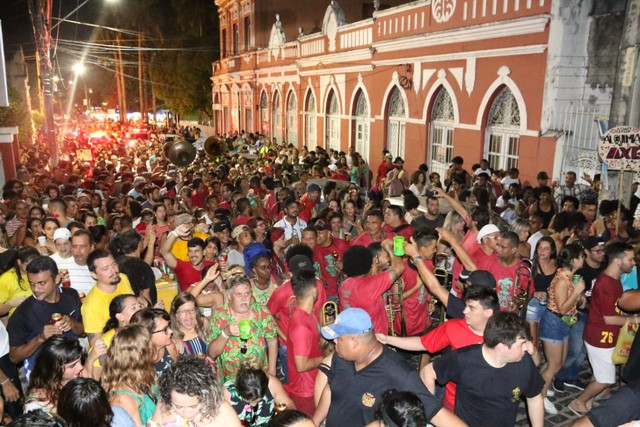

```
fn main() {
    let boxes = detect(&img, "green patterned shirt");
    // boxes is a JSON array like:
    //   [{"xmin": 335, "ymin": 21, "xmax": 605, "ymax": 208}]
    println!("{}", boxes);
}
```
[{"xmin": 208, "ymin": 303, "xmax": 277, "ymax": 382}]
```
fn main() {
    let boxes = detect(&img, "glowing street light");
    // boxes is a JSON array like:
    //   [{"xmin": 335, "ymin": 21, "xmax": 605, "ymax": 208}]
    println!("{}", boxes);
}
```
[{"xmin": 73, "ymin": 63, "xmax": 86, "ymax": 74}]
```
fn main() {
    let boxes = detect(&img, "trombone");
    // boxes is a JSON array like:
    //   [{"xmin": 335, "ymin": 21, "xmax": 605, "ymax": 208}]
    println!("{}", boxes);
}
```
[
  {"xmin": 385, "ymin": 277, "xmax": 406, "ymax": 336},
  {"xmin": 513, "ymin": 258, "xmax": 533, "ymax": 318},
  {"xmin": 433, "ymin": 252, "xmax": 452, "ymax": 290},
  {"xmin": 431, "ymin": 252, "xmax": 452, "ymax": 325}
]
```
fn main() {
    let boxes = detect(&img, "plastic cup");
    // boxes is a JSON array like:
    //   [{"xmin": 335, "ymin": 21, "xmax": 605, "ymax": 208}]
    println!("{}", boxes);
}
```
[
  {"xmin": 238, "ymin": 319, "xmax": 252, "ymax": 340},
  {"xmin": 393, "ymin": 236, "xmax": 405, "ymax": 257},
  {"xmin": 38, "ymin": 236, "xmax": 46, "ymax": 247}
]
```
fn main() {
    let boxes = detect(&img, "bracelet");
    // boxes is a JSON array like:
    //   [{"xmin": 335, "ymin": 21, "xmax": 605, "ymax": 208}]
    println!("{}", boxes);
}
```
[
  {"xmin": 0, "ymin": 378, "xmax": 10, "ymax": 385},
  {"xmin": 411, "ymin": 256, "xmax": 424, "ymax": 265},
  {"xmin": 221, "ymin": 329, "xmax": 229, "ymax": 339}
]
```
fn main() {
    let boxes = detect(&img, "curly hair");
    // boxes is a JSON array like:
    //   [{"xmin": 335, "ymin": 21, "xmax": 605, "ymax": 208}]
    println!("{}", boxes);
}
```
[
  {"xmin": 28, "ymin": 336, "xmax": 85, "ymax": 407},
  {"xmin": 170, "ymin": 292, "xmax": 206, "ymax": 342},
  {"xmin": 374, "ymin": 389, "xmax": 427, "ymax": 427},
  {"xmin": 158, "ymin": 356, "xmax": 224, "ymax": 420},
  {"xmin": 101, "ymin": 325, "xmax": 156, "ymax": 397}
]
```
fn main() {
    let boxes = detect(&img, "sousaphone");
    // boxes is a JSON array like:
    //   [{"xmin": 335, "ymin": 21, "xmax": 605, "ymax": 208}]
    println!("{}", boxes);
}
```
[{"xmin": 164, "ymin": 138, "xmax": 197, "ymax": 167}]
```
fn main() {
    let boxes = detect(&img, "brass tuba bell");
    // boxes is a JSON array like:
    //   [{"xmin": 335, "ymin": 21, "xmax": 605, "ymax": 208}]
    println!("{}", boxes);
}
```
[
  {"xmin": 164, "ymin": 138, "xmax": 197, "ymax": 167},
  {"xmin": 204, "ymin": 135, "xmax": 228, "ymax": 158}
]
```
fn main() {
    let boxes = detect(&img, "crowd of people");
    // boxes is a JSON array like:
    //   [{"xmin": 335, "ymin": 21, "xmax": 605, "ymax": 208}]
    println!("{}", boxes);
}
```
[{"xmin": 0, "ymin": 121, "xmax": 637, "ymax": 427}]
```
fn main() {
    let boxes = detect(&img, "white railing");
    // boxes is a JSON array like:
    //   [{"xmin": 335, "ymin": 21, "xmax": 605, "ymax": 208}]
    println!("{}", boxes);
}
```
[
  {"xmin": 462, "ymin": 0, "xmax": 546, "ymax": 20},
  {"xmin": 340, "ymin": 27, "xmax": 372, "ymax": 49}
]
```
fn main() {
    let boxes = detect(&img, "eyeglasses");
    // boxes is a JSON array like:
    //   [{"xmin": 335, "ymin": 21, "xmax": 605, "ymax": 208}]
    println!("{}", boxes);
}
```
[
  {"xmin": 176, "ymin": 309, "xmax": 196, "ymax": 317},
  {"xmin": 152, "ymin": 325, "xmax": 172, "ymax": 335}
]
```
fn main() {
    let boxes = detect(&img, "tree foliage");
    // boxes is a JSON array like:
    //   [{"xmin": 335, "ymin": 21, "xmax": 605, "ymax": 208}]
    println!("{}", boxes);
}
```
[
  {"xmin": 0, "ymin": 86, "xmax": 33, "ymax": 145},
  {"xmin": 147, "ymin": 0, "xmax": 219, "ymax": 117}
]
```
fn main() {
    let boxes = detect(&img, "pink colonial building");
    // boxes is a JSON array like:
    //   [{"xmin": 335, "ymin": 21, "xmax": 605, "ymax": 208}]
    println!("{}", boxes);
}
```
[{"xmin": 211, "ymin": 0, "xmax": 611, "ymax": 183}]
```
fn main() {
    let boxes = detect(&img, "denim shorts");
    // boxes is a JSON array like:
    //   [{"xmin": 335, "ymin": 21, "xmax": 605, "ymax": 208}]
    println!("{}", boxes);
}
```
[
  {"xmin": 539, "ymin": 309, "xmax": 570, "ymax": 344},
  {"xmin": 526, "ymin": 297, "xmax": 547, "ymax": 323}
]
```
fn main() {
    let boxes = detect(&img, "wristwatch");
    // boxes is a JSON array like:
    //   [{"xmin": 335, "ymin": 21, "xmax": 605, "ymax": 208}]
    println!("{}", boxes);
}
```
[{"xmin": 410, "ymin": 256, "xmax": 424, "ymax": 265}]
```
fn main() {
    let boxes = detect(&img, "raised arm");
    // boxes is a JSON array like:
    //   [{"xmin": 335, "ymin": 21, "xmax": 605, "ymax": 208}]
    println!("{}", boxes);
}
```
[
  {"xmin": 381, "ymin": 239, "xmax": 405, "ymax": 283},
  {"xmin": 160, "ymin": 224, "xmax": 191, "ymax": 269},
  {"xmin": 433, "ymin": 187, "xmax": 474, "ymax": 233},
  {"xmin": 404, "ymin": 238, "xmax": 450, "ymax": 307},
  {"xmin": 437, "ymin": 227, "xmax": 477, "ymax": 272}
]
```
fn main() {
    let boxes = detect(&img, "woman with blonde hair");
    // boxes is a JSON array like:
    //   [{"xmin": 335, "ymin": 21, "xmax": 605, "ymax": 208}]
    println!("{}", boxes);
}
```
[
  {"xmin": 102, "ymin": 324, "xmax": 158, "ymax": 425},
  {"xmin": 509, "ymin": 218, "xmax": 531, "ymax": 259}
]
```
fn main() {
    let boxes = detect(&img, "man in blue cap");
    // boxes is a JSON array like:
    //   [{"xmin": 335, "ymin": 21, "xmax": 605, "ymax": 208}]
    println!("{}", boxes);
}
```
[{"xmin": 312, "ymin": 308, "xmax": 465, "ymax": 427}]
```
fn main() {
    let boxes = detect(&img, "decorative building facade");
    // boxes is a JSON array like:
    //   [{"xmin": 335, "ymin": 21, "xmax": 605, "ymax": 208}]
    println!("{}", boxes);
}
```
[{"xmin": 211, "ymin": 0, "xmax": 620, "ymax": 183}]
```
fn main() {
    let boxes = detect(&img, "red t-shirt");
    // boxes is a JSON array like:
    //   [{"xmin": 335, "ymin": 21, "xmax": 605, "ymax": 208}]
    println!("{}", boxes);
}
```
[
  {"xmin": 383, "ymin": 223, "xmax": 414, "ymax": 241},
  {"xmin": 584, "ymin": 272, "xmax": 624, "ymax": 348},
  {"xmin": 420, "ymin": 318, "xmax": 484, "ymax": 410},
  {"xmin": 339, "ymin": 271, "xmax": 392, "ymax": 334},
  {"xmin": 395, "ymin": 259, "xmax": 430, "ymax": 336},
  {"xmin": 266, "ymin": 279, "xmax": 328, "ymax": 347},
  {"xmin": 173, "ymin": 259, "xmax": 215, "ymax": 292},
  {"xmin": 264, "ymin": 192, "xmax": 278, "ymax": 220},
  {"xmin": 377, "ymin": 163, "xmax": 391, "ymax": 185},
  {"xmin": 477, "ymin": 255, "xmax": 524, "ymax": 312},
  {"xmin": 286, "ymin": 307, "xmax": 322, "ymax": 398},
  {"xmin": 191, "ymin": 188, "xmax": 208, "ymax": 209},
  {"xmin": 234, "ymin": 215, "xmax": 251, "ymax": 226},
  {"xmin": 313, "ymin": 238, "xmax": 350, "ymax": 297},
  {"xmin": 451, "ymin": 229, "xmax": 481, "ymax": 296},
  {"xmin": 350, "ymin": 231, "xmax": 394, "ymax": 248},
  {"xmin": 298, "ymin": 194, "xmax": 317, "ymax": 223}
]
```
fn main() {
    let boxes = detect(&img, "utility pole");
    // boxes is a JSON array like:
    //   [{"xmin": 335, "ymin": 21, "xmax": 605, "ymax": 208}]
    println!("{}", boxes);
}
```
[
  {"xmin": 138, "ymin": 33, "xmax": 145, "ymax": 123},
  {"xmin": 115, "ymin": 35, "xmax": 127, "ymax": 123},
  {"xmin": 27, "ymin": 0, "xmax": 57, "ymax": 166}
]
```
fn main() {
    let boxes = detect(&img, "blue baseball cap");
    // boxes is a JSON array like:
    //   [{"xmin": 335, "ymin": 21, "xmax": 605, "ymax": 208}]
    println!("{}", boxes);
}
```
[{"xmin": 321, "ymin": 308, "xmax": 373, "ymax": 340}]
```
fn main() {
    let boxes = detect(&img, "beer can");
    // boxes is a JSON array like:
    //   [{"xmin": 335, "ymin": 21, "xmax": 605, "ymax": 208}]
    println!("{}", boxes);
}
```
[
  {"xmin": 393, "ymin": 236, "xmax": 405, "ymax": 257},
  {"xmin": 59, "ymin": 269, "xmax": 71, "ymax": 288},
  {"xmin": 275, "ymin": 402, "xmax": 287, "ymax": 413},
  {"xmin": 51, "ymin": 313, "xmax": 62, "ymax": 326}
]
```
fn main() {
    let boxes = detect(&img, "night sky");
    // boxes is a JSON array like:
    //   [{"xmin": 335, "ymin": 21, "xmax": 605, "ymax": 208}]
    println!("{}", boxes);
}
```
[{"xmin": 2, "ymin": 0, "xmax": 103, "ymax": 72}]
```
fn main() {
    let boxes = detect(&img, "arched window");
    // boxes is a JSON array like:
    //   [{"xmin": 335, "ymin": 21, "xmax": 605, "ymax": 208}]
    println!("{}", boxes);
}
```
[
  {"xmin": 272, "ymin": 91, "xmax": 282, "ymax": 142},
  {"xmin": 352, "ymin": 90, "xmax": 370, "ymax": 162},
  {"xmin": 286, "ymin": 91, "xmax": 298, "ymax": 145},
  {"xmin": 485, "ymin": 86, "xmax": 520, "ymax": 170},
  {"xmin": 260, "ymin": 91, "xmax": 269, "ymax": 135},
  {"xmin": 429, "ymin": 88, "xmax": 455, "ymax": 179},
  {"xmin": 304, "ymin": 91, "xmax": 316, "ymax": 148},
  {"xmin": 386, "ymin": 87, "xmax": 406, "ymax": 158},
  {"xmin": 325, "ymin": 90, "xmax": 341, "ymax": 151}
]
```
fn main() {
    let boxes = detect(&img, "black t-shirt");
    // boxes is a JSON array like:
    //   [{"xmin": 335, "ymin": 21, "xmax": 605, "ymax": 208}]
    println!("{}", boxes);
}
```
[
  {"xmin": 7, "ymin": 287, "xmax": 82, "ymax": 375},
  {"xmin": 327, "ymin": 345, "xmax": 443, "ymax": 427},
  {"xmin": 433, "ymin": 344, "xmax": 544, "ymax": 427},
  {"xmin": 588, "ymin": 380, "xmax": 640, "ymax": 427},
  {"xmin": 576, "ymin": 262, "xmax": 606, "ymax": 294},
  {"xmin": 117, "ymin": 255, "xmax": 158, "ymax": 304},
  {"xmin": 411, "ymin": 214, "xmax": 444, "ymax": 230},
  {"xmin": 446, "ymin": 295, "xmax": 465, "ymax": 319}
]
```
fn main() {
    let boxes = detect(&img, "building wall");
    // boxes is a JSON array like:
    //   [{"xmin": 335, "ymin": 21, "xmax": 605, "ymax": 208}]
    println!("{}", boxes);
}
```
[{"xmin": 213, "ymin": 0, "xmax": 565, "ymax": 184}]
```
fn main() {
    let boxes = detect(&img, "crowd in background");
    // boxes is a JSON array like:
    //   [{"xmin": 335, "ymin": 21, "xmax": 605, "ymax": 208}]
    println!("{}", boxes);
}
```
[{"xmin": 0, "ymin": 122, "xmax": 637, "ymax": 427}]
